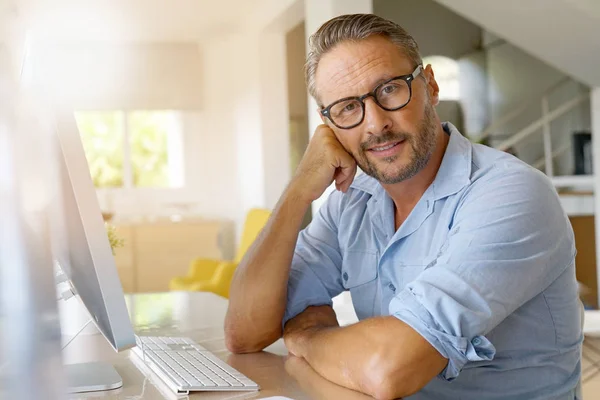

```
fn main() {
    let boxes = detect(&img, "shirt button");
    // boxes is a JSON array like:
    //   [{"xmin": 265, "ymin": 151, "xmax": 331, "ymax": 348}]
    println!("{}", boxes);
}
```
[
  {"xmin": 343, "ymin": 272, "xmax": 349, "ymax": 281},
  {"xmin": 472, "ymin": 337, "xmax": 482, "ymax": 346}
]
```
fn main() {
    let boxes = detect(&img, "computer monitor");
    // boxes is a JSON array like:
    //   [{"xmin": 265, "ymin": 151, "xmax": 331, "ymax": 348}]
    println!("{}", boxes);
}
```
[{"xmin": 51, "ymin": 107, "xmax": 136, "ymax": 393}]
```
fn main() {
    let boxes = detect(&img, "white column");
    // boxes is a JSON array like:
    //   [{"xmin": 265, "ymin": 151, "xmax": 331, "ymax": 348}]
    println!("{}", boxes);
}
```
[
  {"xmin": 200, "ymin": 36, "xmax": 247, "ymax": 248},
  {"xmin": 259, "ymin": 33, "xmax": 291, "ymax": 210},
  {"xmin": 231, "ymin": 32, "xmax": 291, "ymax": 212},
  {"xmin": 591, "ymin": 87, "xmax": 600, "ymax": 307},
  {"xmin": 304, "ymin": 0, "xmax": 373, "ymax": 213},
  {"xmin": 201, "ymin": 2, "xmax": 296, "ymax": 247},
  {"xmin": 205, "ymin": 32, "xmax": 290, "ymax": 243},
  {"xmin": 230, "ymin": 34, "xmax": 267, "ymax": 238}
]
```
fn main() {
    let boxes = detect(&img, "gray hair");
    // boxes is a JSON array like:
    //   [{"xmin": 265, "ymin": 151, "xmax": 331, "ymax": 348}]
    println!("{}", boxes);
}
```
[{"xmin": 305, "ymin": 14, "xmax": 423, "ymax": 104}]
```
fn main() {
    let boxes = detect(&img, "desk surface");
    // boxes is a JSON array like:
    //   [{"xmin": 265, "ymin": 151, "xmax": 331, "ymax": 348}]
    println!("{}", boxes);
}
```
[{"xmin": 64, "ymin": 291, "xmax": 370, "ymax": 400}]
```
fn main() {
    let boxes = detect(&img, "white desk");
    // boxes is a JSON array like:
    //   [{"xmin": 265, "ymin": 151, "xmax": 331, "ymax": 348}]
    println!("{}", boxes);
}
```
[{"xmin": 64, "ymin": 291, "xmax": 369, "ymax": 400}]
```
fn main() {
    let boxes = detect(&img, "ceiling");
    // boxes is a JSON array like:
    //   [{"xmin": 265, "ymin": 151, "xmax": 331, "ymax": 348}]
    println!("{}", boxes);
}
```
[
  {"xmin": 564, "ymin": 0, "xmax": 600, "ymax": 17},
  {"xmin": 433, "ymin": 0, "xmax": 600, "ymax": 86},
  {"xmin": 20, "ymin": 0, "xmax": 267, "ymax": 42}
]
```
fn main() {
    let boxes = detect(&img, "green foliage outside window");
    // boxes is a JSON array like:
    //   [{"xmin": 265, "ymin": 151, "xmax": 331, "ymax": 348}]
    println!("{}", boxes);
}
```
[
  {"xmin": 75, "ymin": 111, "xmax": 172, "ymax": 188},
  {"xmin": 129, "ymin": 111, "xmax": 170, "ymax": 188},
  {"xmin": 76, "ymin": 111, "xmax": 124, "ymax": 188}
]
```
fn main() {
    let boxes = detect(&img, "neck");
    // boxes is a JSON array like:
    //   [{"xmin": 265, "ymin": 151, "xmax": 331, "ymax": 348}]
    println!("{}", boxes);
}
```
[{"xmin": 382, "ymin": 124, "xmax": 450, "ymax": 217}]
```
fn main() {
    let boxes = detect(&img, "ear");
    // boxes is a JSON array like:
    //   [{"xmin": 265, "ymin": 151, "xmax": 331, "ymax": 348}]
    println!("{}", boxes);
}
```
[{"xmin": 424, "ymin": 64, "xmax": 440, "ymax": 106}]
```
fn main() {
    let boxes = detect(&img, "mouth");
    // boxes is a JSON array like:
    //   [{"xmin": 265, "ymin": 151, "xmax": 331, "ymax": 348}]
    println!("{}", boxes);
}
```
[{"xmin": 367, "ymin": 140, "xmax": 405, "ymax": 157}]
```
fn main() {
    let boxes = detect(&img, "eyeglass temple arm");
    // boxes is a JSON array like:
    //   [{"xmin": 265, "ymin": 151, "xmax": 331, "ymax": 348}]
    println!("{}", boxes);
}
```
[{"xmin": 412, "ymin": 65, "xmax": 423, "ymax": 79}]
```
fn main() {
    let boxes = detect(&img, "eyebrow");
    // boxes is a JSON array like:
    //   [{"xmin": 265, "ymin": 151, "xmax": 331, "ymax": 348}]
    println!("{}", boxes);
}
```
[{"xmin": 320, "ymin": 73, "xmax": 402, "ymax": 108}]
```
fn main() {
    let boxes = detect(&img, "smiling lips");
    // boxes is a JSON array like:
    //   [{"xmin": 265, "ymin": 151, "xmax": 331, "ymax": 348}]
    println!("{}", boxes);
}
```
[{"xmin": 367, "ymin": 140, "xmax": 405, "ymax": 157}]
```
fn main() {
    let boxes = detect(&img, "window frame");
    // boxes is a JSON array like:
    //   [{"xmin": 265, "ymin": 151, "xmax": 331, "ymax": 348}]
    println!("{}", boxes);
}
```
[{"xmin": 76, "ymin": 109, "xmax": 184, "ymax": 190}]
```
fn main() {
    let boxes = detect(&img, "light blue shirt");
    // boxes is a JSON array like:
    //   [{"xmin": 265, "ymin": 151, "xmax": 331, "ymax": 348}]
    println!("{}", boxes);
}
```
[{"xmin": 283, "ymin": 122, "xmax": 582, "ymax": 400}]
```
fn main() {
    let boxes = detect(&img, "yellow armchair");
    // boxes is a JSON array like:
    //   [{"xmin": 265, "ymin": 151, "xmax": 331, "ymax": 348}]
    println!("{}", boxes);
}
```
[{"xmin": 169, "ymin": 208, "xmax": 271, "ymax": 298}]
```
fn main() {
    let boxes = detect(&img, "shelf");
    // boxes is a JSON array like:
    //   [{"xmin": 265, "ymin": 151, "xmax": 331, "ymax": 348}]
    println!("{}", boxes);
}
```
[{"xmin": 551, "ymin": 175, "xmax": 594, "ymax": 190}]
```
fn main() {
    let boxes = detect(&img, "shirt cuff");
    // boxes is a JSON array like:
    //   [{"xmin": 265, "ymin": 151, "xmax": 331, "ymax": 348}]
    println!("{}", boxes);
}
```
[{"xmin": 389, "ymin": 288, "xmax": 496, "ymax": 381}]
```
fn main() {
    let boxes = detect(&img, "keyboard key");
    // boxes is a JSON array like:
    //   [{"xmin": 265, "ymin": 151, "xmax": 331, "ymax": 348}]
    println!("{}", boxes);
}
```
[
  {"xmin": 134, "ymin": 335, "xmax": 258, "ymax": 393},
  {"xmin": 171, "ymin": 355, "xmax": 217, "ymax": 385},
  {"xmin": 238, "ymin": 378, "xmax": 258, "ymax": 386},
  {"xmin": 181, "ymin": 338, "xmax": 208, "ymax": 351},
  {"xmin": 146, "ymin": 353, "xmax": 187, "ymax": 386}
]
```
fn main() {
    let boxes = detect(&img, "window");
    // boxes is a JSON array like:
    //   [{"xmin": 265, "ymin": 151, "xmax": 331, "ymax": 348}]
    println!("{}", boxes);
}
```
[
  {"xmin": 75, "ymin": 110, "xmax": 184, "ymax": 189},
  {"xmin": 422, "ymin": 56, "xmax": 460, "ymax": 101}
]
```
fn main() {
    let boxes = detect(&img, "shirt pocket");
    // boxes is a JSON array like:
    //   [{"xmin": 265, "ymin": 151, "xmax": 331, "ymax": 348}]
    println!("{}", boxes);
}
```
[{"xmin": 341, "ymin": 249, "xmax": 379, "ymax": 320}]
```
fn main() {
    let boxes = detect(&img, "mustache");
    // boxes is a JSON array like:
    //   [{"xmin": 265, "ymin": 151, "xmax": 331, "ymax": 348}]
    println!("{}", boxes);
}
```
[{"xmin": 360, "ymin": 132, "xmax": 411, "ymax": 151}]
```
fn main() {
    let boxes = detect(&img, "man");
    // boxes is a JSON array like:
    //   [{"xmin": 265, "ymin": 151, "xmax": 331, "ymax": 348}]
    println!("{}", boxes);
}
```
[{"xmin": 225, "ymin": 14, "xmax": 582, "ymax": 400}]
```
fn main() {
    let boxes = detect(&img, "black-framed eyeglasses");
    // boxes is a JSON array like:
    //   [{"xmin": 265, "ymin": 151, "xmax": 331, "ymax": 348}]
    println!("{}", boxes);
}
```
[{"xmin": 320, "ymin": 65, "xmax": 423, "ymax": 130}]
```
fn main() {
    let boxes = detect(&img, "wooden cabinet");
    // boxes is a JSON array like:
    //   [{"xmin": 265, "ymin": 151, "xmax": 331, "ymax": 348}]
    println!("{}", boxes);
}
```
[{"xmin": 112, "ymin": 218, "xmax": 230, "ymax": 293}]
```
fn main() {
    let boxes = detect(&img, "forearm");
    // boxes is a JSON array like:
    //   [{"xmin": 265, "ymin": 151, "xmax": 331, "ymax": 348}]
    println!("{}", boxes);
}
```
[
  {"xmin": 225, "ymin": 182, "xmax": 311, "ymax": 352},
  {"xmin": 286, "ymin": 317, "xmax": 447, "ymax": 400},
  {"xmin": 287, "ymin": 318, "xmax": 385, "ymax": 395}
]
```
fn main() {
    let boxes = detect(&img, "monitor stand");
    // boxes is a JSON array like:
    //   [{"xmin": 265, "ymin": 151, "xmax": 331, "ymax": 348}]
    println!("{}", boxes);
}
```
[{"xmin": 65, "ymin": 362, "xmax": 123, "ymax": 393}]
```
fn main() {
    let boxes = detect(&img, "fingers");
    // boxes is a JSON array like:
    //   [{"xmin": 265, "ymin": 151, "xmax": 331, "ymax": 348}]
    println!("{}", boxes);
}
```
[
  {"xmin": 334, "ymin": 153, "xmax": 357, "ymax": 193},
  {"xmin": 340, "ymin": 163, "xmax": 358, "ymax": 192},
  {"xmin": 302, "ymin": 123, "xmax": 358, "ymax": 196}
]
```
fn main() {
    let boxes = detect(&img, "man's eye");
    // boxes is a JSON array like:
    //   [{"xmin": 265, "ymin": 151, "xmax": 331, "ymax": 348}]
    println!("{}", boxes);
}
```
[{"xmin": 382, "ymin": 84, "xmax": 397, "ymax": 94}]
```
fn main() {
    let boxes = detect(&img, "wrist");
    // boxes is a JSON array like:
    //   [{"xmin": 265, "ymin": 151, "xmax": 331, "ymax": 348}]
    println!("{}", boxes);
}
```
[
  {"xmin": 284, "ymin": 326, "xmax": 319, "ymax": 359},
  {"xmin": 285, "ymin": 179, "xmax": 315, "ymax": 208}
]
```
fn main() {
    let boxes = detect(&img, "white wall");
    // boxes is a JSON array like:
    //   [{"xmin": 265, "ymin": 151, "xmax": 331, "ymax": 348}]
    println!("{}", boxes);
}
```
[
  {"xmin": 32, "ymin": 43, "xmax": 203, "ymax": 109},
  {"xmin": 199, "ymin": 31, "xmax": 292, "ymax": 245},
  {"xmin": 459, "ymin": 51, "xmax": 489, "ymax": 136},
  {"xmin": 259, "ymin": 33, "xmax": 291, "ymax": 209},
  {"xmin": 374, "ymin": 0, "xmax": 481, "ymax": 60},
  {"xmin": 486, "ymin": 40, "xmax": 591, "ymax": 174},
  {"xmin": 433, "ymin": 0, "xmax": 600, "ymax": 88}
]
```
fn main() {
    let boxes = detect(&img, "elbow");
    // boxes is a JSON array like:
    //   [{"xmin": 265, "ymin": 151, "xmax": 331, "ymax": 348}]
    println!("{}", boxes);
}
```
[
  {"xmin": 224, "ymin": 334, "xmax": 261, "ymax": 354},
  {"xmin": 224, "ymin": 319, "xmax": 281, "ymax": 354},
  {"xmin": 364, "ymin": 370, "xmax": 404, "ymax": 400},
  {"xmin": 366, "ymin": 371, "xmax": 416, "ymax": 400},
  {"xmin": 363, "ymin": 353, "xmax": 420, "ymax": 400}
]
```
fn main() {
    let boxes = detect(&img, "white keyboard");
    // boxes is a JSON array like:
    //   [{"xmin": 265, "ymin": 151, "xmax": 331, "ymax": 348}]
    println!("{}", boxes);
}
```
[{"xmin": 131, "ymin": 336, "xmax": 259, "ymax": 395}]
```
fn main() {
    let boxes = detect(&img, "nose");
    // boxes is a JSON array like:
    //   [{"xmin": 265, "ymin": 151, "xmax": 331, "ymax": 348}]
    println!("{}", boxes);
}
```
[{"xmin": 363, "ymin": 97, "xmax": 393, "ymax": 135}]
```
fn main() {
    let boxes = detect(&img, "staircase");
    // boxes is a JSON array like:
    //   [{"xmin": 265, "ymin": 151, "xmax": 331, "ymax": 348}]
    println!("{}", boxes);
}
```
[
  {"xmin": 431, "ymin": 0, "xmax": 600, "ymax": 312},
  {"xmin": 432, "ymin": 0, "xmax": 600, "ymax": 215},
  {"xmin": 433, "ymin": 0, "xmax": 600, "ymax": 87},
  {"xmin": 474, "ymin": 77, "xmax": 593, "ymax": 215}
]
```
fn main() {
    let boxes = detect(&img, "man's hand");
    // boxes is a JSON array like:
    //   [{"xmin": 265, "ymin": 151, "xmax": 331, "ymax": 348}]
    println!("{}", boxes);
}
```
[
  {"xmin": 290, "ymin": 124, "xmax": 357, "ymax": 203},
  {"xmin": 283, "ymin": 310, "xmax": 448, "ymax": 400},
  {"xmin": 285, "ymin": 356, "xmax": 373, "ymax": 400},
  {"xmin": 283, "ymin": 305, "xmax": 339, "ymax": 357}
]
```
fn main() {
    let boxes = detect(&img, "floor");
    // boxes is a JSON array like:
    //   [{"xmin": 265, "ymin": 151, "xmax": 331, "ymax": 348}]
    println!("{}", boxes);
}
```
[{"xmin": 583, "ymin": 335, "xmax": 600, "ymax": 398}]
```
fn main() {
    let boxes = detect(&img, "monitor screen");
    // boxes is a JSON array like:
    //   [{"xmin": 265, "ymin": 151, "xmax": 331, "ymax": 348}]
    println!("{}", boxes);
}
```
[{"xmin": 51, "ymin": 108, "xmax": 135, "ymax": 352}]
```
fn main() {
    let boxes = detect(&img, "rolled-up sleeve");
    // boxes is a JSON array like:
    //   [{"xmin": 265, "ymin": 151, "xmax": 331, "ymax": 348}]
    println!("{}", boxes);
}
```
[
  {"xmin": 283, "ymin": 190, "xmax": 346, "ymax": 327},
  {"xmin": 389, "ymin": 167, "xmax": 576, "ymax": 380}
]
